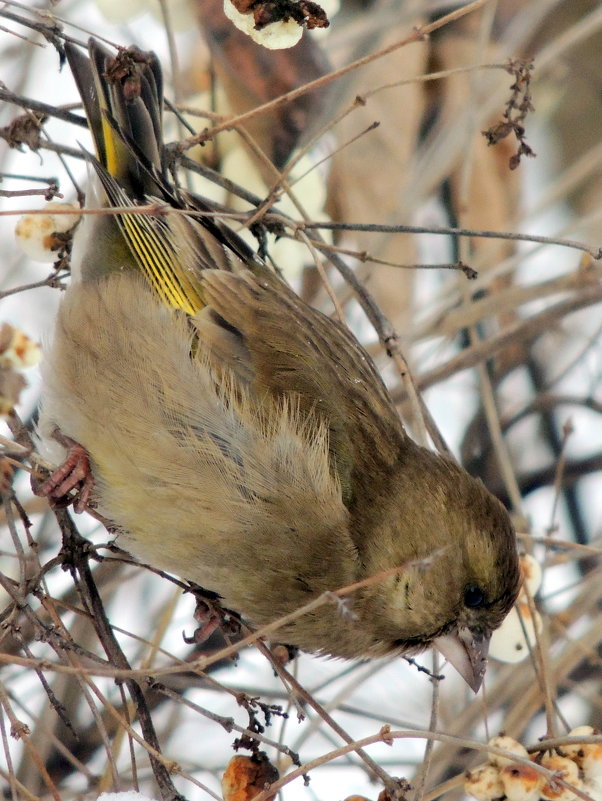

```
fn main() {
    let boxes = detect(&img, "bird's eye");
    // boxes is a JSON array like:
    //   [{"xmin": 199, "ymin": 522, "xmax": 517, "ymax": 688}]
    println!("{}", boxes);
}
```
[{"xmin": 464, "ymin": 585, "xmax": 486, "ymax": 608}]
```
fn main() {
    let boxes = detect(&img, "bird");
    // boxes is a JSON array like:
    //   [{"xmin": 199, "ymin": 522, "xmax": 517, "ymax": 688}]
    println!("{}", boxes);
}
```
[{"xmin": 37, "ymin": 37, "xmax": 521, "ymax": 692}]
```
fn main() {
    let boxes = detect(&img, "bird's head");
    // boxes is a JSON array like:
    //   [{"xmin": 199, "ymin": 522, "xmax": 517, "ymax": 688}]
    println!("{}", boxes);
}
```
[{"xmin": 356, "ymin": 443, "xmax": 522, "ymax": 691}]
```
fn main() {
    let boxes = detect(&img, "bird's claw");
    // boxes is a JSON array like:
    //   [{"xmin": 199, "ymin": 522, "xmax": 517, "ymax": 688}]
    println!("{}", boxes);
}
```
[
  {"xmin": 184, "ymin": 596, "xmax": 241, "ymax": 646},
  {"xmin": 34, "ymin": 436, "xmax": 94, "ymax": 513}
]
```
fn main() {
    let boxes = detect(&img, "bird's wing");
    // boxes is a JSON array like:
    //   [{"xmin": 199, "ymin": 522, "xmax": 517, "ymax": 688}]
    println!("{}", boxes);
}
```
[{"xmin": 194, "ymin": 267, "xmax": 408, "ymax": 504}]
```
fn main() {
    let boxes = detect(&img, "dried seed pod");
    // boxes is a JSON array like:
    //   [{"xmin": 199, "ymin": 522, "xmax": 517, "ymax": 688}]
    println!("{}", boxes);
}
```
[
  {"xmin": 15, "ymin": 202, "xmax": 80, "ymax": 262},
  {"xmin": 561, "ymin": 726, "xmax": 598, "ymax": 766},
  {"xmin": 0, "ymin": 324, "xmax": 41, "ymax": 370},
  {"xmin": 489, "ymin": 602, "xmax": 542, "ymax": 664},
  {"xmin": 465, "ymin": 764, "xmax": 505, "ymax": 801},
  {"xmin": 223, "ymin": 0, "xmax": 303, "ymax": 48},
  {"xmin": 582, "ymin": 743, "xmax": 602, "ymax": 782},
  {"xmin": 222, "ymin": 753, "xmax": 279, "ymax": 801},
  {"xmin": 518, "ymin": 554, "xmax": 542, "ymax": 596},
  {"xmin": 500, "ymin": 763, "xmax": 543, "ymax": 801},
  {"xmin": 489, "ymin": 735, "xmax": 530, "ymax": 767},
  {"xmin": 0, "ymin": 324, "xmax": 41, "ymax": 417},
  {"xmin": 540, "ymin": 753, "xmax": 581, "ymax": 801}
]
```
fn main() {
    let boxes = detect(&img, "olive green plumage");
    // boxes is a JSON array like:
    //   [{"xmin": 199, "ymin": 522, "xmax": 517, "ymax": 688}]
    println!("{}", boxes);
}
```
[{"xmin": 39, "ymin": 38, "xmax": 521, "ymax": 691}]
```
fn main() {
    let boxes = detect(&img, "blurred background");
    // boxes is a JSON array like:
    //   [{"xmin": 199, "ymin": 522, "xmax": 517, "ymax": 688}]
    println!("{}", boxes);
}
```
[{"xmin": 0, "ymin": 1, "xmax": 600, "ymax": 800}]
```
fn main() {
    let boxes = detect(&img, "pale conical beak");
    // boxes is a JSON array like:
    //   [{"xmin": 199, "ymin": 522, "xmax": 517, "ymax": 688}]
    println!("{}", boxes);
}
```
[{"xmin": 434, "ymin": 628, "xmax": 490, "ymax": 692}]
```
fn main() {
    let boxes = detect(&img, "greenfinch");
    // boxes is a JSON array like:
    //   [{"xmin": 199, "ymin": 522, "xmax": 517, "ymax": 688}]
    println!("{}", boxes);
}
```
[{"xmin": 37, "ymin": 39, "xmax": 520, "ymax": 691}]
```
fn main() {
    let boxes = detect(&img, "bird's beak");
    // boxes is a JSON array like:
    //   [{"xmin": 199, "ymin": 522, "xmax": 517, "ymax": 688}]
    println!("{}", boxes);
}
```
[{"xmin": 434, "ymin": 627, "xmax": 490, "ymax": 692}]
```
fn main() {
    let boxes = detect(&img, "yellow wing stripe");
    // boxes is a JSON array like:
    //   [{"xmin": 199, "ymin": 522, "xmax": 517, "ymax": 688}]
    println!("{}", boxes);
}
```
[
  {"xmin": 138, "ymin": 215, "xmax": 205, "ymax": 313},
  {"xmin": 101, "ymin": 115, "xmax": 122, "ymax": 180},
  {"xmin": 121, "ymin": 213, "xmax": 184, "ymax": 309},
  {"xmin": 94, "ymin": 166, "xmax": 205, "ymax": 315},
  {"xmin": 120, "ymin": 212, "xmax": 204, "ymax": 315}
]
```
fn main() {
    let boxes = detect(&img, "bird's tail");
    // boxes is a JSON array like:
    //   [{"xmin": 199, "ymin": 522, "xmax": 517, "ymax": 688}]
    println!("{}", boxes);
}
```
[
  {"xmin": 65, "ymin": 38, "xmax": 165, "ymax": 200},
  {"xmin": 66, "ymin": 38, "xmax": 238, "ymax": 314}
]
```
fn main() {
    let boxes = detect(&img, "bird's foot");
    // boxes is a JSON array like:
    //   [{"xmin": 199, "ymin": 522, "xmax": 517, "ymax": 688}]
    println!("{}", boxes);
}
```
[
  {"xmin": 189, "ymin": 598, "xmax": 222, "ymax": 644},
  {"xmin": 184, "ymin": 595, "xmax": 241, "ymax": 646},
  {"xmin": 34, "ymin": 431, "xmax": 94, "ymax": 513},
  {"xmin": 269, "ymin": 643, "xmax": 298, "ymax": 667}
]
